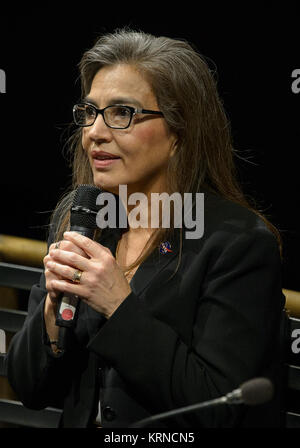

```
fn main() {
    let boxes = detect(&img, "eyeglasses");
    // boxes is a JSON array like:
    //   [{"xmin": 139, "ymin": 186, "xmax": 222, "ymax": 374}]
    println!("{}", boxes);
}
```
[{"xmin": 73, "ymin": 103, "xmax": 164, "ymax": 129}]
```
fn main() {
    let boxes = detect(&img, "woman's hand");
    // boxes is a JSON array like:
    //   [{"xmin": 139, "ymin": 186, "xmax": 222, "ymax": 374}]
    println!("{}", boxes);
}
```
[
  {"xmin": 44, "ymin": 231, "xmax": 132, "ymax": 319},
  {"xmin": 43, "ymin": 237, "xmax": 90, "ymax": 345},
  {"xmin": 44, "ymin": 237, "xmax": 88, "ymax": 304}
]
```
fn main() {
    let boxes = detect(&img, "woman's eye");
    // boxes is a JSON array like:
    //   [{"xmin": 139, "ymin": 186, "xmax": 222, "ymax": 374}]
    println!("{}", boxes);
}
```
[
  {"xmin": 114, "ymin": 107, "xmax": 130, "ymax": 117},
  {"xmin": 86, "ymin": 106, "xmax": 95, "ymax": 116}
]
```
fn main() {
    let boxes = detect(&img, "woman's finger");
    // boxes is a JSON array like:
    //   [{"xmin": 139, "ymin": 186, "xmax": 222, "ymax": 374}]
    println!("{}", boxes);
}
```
[
  {"xmin": 50, "ymin": 278, "xmax": 86, "ymax": 298},
  {"xmin": 46, "ymin": 260, "xmax": 82, "ymax": 284},
  {"xmin": 63, "ymin": 231, "xmax": 109, "ymax": 258},
  {"xmin": 49, "ymin": 248, "xmax": 90, "ymax": 272},
  {"xmin": 49, "ymin": 239, "xmax": 88, "ymax": 258}
]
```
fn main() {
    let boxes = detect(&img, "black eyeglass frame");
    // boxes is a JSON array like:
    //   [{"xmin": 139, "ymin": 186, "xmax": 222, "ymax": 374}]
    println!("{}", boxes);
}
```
[{"xmin": 73, "ymin": 102, "xmax": 164, "ymax": 129}]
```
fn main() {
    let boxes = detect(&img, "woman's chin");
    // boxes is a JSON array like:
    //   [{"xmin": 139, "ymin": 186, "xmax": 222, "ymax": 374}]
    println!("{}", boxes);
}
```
[{"xmin": 93, "ymin": 178, "xmax": 120, "ymax": 195}]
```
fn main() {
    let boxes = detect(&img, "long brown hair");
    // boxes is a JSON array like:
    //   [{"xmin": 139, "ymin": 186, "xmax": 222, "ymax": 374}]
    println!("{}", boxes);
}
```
[{"xmin": 52, "ymin": 28, "xmax": 281, "ymax": 277}]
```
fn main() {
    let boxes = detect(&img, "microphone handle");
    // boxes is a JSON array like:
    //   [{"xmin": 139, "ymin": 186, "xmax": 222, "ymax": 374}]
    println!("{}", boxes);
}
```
[{"xmin": 55, "ymin": 226, "xmax": 97, "ymax": 330}]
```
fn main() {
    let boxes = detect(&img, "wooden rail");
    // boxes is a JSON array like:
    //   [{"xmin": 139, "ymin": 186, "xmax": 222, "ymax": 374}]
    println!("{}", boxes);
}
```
[{"xmin": 0, "ymin": 234, "xmax": 47, "ymax": 268}]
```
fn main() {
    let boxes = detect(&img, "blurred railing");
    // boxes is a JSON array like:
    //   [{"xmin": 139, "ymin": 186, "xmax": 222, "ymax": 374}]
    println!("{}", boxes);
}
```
[
  {"xmin": 283, "ymin": 289, "xmax": 300, "ymax": 319},
  {"xmin": 0, "ymin": 234, "xmax": 62, "ymax": 427},
  {"xmin": 0, "ymin": 234, "xmax": 47, "ymax": 268}
]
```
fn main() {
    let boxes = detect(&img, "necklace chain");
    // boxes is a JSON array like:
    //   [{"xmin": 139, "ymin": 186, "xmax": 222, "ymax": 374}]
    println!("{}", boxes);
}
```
[{"xmin": 116, "ymin": 239, "xmax": 135, "ymax": 275}]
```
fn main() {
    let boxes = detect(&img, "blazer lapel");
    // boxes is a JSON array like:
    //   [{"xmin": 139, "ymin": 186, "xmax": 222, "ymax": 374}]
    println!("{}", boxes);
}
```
[{"xmin": 129, "ymin": 228, "xmax": 182, "ymax": 297}]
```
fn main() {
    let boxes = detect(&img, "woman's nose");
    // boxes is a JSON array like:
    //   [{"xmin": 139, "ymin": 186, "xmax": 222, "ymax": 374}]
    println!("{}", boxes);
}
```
[{"xmin": 85, "ymin": 113, "xmax": 113, "ymax": 143}]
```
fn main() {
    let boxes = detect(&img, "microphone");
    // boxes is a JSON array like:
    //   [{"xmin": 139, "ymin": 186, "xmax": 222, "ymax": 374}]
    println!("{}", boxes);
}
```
[
  {"xmin": 55, "ymin": 185, "xmax": 102, "ymax": 344},
  {"xmin": 130, "ymin": 377, "xmax": 274, "ymax": 428},
  {"xmin": 225, "ymin": 377, "xmax": 273, "ymax": 406}
]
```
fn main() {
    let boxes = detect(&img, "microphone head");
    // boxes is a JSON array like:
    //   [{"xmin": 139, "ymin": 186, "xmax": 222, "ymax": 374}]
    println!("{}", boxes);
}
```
[
  {"xmin": 240, "ymin": 377, "xmax": 274, "ymax": 406},
  {"xmin": 70, "ymin": 185, "xmax": 102, "ymax": 229}
]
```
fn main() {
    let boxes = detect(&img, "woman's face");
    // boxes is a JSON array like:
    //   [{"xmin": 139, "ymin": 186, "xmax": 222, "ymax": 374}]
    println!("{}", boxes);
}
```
[{"xmin": 81, "ymin": 64, "xmax": 176, "ymax": 197}]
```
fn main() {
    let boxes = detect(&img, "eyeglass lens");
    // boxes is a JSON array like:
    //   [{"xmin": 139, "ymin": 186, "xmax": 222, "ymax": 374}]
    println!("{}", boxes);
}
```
[{"xmin": 74, "ymin": 104, "xmax": 132, "ymax": 128}]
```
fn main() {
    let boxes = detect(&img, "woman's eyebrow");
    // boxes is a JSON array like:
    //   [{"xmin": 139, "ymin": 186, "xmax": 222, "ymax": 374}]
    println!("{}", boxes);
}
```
[
  {"xmin": 108, "ymin": 97, "xmax": 143, "ymax": 107},
  {"xmin": 83, "ymin": 96, "xmax": 143, "ymax": 108},
  {"xmin": 82, "ymin": 96, "xmax": 98, "ymax": 106}
]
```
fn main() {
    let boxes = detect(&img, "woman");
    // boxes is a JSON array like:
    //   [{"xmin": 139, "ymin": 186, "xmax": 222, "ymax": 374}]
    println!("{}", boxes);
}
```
[{"xmin": 6, "ymin": 29, "xmax": 285, "ymax": 428}]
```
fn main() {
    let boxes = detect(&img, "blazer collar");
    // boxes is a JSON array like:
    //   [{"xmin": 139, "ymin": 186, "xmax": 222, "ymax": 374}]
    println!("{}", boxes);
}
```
[{"xmin": 130, "ymin": 228, "xmax": 182, "ymax": 297}]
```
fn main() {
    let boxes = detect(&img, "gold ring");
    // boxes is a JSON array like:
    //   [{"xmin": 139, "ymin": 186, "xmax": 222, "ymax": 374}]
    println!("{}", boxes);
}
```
[
  {"xmin": 55, "ymin": 241, "xmax": 60, "ymax": 249},
  {"xmin": 72, "ymin": 269, "xmax": 83, "ymax": 284}
]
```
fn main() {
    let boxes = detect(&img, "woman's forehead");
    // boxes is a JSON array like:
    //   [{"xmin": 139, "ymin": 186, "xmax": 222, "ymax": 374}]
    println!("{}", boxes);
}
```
[{"xmin": 88, "ymin": 64, "xmax": 157, "ymax": 107}]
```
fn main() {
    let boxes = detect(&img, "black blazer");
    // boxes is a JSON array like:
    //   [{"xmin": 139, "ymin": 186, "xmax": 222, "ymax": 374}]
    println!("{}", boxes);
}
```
[{"xmin": 6, "ymin": 191, "xmax": 285, "ymax": 428}]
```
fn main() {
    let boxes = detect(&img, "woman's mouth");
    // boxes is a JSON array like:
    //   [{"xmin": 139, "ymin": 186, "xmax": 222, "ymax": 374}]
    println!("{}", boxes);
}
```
[
  {"xmin": 93, "ymin": 158, "xmax": 120, "ymax": 168},
  {"xmin": 91, "ymin": 151, "xmax": 121, "ymax": 168}
]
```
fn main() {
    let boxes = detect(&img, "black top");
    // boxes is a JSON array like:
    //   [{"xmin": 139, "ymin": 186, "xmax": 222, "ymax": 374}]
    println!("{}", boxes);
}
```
[{"xmin": 5, "ymin": 191, "xmax": 285, "ymax": 427}]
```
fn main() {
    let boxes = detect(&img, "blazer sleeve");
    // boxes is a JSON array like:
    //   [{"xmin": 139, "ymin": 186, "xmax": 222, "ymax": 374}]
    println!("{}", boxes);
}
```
[
  {"xmin": 5, "ymin": 201, "xmax": 79, "ymax": 410},
  {"xmin": 87, "ymin": 225, "xmax": 285, "ymax": 427},
  {"xmin": 5, "ymin": 273, "xmax": 72, "ymax": 409}
]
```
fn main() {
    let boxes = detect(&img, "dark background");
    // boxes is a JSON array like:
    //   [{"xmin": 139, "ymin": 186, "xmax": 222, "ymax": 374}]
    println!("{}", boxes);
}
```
[{"xmin": 0, "ymin": 3, "xmax": 299, "ymax": 289}]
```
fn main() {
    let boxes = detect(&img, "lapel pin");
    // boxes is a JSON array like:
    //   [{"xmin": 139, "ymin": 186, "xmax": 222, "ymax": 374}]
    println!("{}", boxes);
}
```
[{"xmin": 159, "ymin": 241, "xmax": 173, "ymax": 254}]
